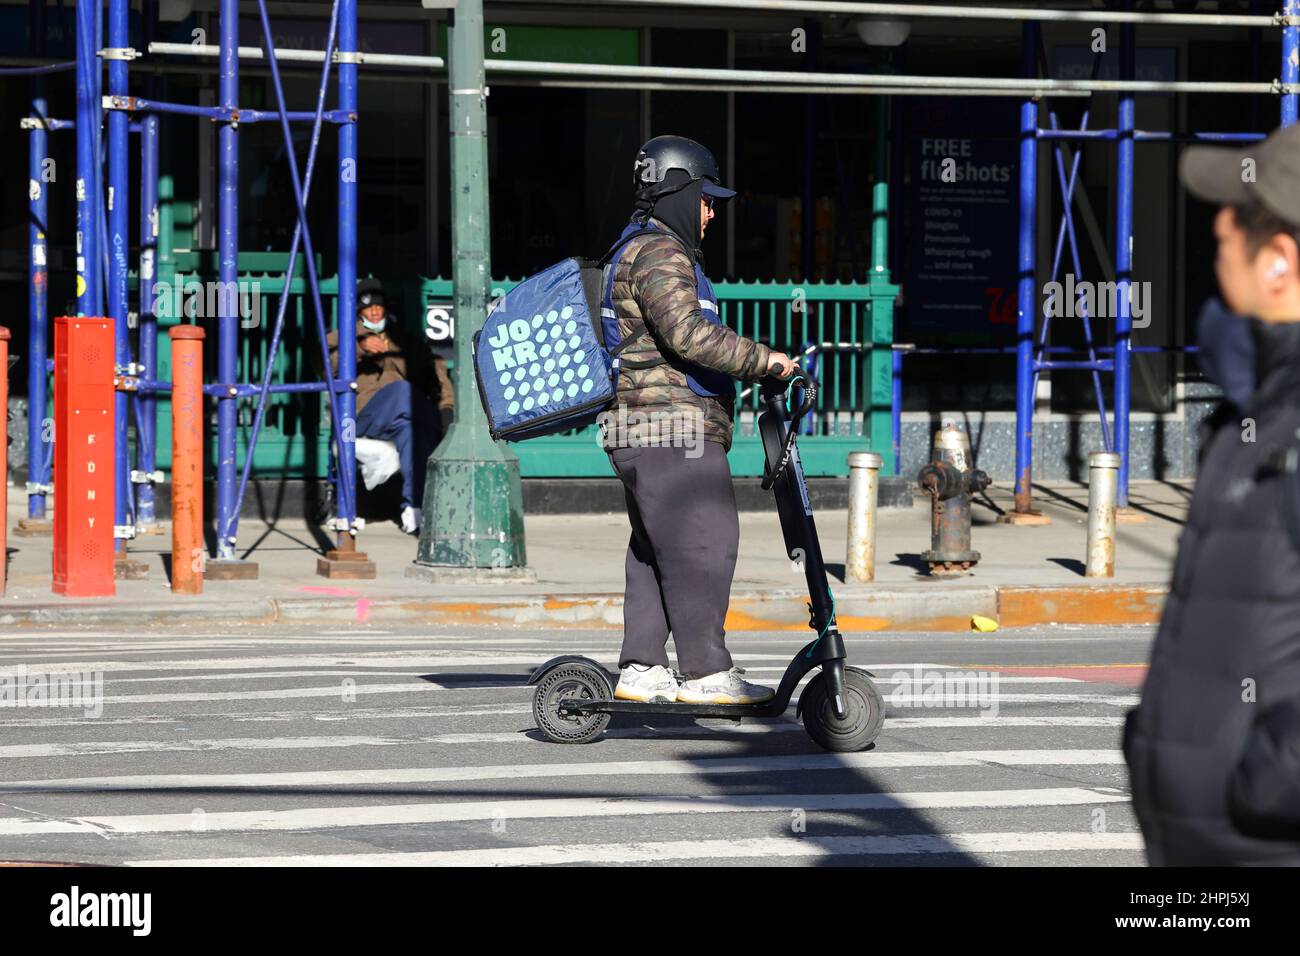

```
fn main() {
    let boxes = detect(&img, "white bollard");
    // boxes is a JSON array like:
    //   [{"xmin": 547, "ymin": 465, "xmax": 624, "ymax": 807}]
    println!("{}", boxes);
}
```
[
  {"xmin": 1086, "ymin": 451, "xmax": 1121, "ymax": 578},
  {"xmin": 846, "ymin": 451, "xmax": 883, "ymax": 583}
]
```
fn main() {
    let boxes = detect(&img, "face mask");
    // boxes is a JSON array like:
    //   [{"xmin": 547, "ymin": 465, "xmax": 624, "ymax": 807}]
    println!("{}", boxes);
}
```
[{"xmin": 361, "ymin": 316, "xmax": 386, "ymax": 333}]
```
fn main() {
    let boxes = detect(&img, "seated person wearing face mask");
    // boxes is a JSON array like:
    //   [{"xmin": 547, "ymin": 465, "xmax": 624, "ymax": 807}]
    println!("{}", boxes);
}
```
[{"xmin": 325, "ymin": 278, "xmax": 450, "ymax": 534}]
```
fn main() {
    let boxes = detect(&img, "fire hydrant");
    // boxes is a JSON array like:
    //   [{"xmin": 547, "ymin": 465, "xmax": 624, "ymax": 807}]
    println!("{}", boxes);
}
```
[{"xmin": 917, "ymin": 422, "xmax": 990, "ymax": 575}]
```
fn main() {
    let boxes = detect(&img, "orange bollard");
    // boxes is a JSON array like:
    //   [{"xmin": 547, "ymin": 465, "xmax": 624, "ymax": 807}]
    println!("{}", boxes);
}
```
[
  {"xmin": 169, "ymin": 326, "xmax": 205, "ymax": 594},
  {"xmin": 52, "ymin": 317, "xmax": 115, "ymax": 597},
  {"xmin": 0, "ymin": 326, "xmax": 9, "ymax": 595}
]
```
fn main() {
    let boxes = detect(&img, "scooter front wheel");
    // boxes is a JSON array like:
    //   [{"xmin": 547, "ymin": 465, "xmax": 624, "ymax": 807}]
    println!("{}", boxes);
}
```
[
  {"xmin": 801, "ymin": 667, "xmax": 884, "ymax": 752},
  {"xmin": 532, "ymin": 662, "xmax": 613, "ymax": 744}
]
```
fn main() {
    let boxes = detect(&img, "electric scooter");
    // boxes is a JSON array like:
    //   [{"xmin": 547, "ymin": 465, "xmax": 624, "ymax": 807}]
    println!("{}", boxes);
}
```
[{"xmin": 528, "ymin": 370, "xmax": 885, "ymax": 752}]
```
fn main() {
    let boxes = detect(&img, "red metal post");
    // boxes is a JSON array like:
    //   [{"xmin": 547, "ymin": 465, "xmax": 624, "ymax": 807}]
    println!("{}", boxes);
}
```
[
  {"xmin": 52, "ymin": 316, "xmax": 116, "ymax": 597},
  {"xmin": 169, "ymin": 326, "xmax": 205, "ymax": 594}
]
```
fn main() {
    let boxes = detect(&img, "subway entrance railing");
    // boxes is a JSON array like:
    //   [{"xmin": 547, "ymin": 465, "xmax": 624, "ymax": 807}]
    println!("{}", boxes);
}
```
[{"xmin": 133, "ymin": 263, "xmax": 897, "ymax": 481}]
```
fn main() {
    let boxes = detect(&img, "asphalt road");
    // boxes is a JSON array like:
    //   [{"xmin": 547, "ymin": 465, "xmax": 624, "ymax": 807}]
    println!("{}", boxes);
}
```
[{"xmin": 0, "ymin": 623, "xmax": 1152, "ymax": 866}]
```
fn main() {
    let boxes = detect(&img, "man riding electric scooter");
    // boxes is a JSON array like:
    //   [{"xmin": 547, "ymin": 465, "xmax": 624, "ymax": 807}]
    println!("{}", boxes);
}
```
[{"xmin": 598, "ymin": 136, "xmax": 798, "ymax": 706}]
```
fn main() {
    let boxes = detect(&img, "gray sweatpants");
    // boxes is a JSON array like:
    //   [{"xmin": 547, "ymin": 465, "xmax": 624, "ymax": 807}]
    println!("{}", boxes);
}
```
[{"xmin": 609, "ymin": 441, "xmax": 738, "ymax": 679}]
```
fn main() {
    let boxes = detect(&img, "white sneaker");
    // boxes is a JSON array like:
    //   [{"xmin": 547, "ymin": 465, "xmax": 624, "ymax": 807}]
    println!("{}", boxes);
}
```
[
  {"xmin": 677, "ymin": 667, "xmax": 775, "ymax": 705},
  {"xmin": 400, "ymin": 506, "xmax": 422, "ymax": 535},
  {"xmin": 614, "ymin": 664, "xmax": 679, "ymax": 703}
]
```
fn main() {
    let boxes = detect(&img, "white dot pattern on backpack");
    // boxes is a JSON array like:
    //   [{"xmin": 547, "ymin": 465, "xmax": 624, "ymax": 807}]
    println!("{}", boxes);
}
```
[{"xmin": 494, "ymin": 295, "xmax": 607, "ymax": 422}]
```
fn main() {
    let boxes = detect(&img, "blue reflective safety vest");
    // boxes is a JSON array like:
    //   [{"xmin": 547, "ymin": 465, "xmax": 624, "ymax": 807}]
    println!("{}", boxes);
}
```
[{"xmin": 600, "ymin": 219, "xmax": 736, "ymax": 400}]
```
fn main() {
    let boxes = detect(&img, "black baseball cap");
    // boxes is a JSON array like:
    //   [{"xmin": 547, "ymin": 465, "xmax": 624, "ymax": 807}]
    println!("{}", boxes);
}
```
[
  {"xmin": 357, "ymin": 277, "xmax": 385, "ymax": 310},
  {"xmin": 701, "ymin": 179, "xmax": 737, "ymax": 200},
  {"xmin": 1180, "ymin": 123, "xmax": 1300, "ymax": 227}
]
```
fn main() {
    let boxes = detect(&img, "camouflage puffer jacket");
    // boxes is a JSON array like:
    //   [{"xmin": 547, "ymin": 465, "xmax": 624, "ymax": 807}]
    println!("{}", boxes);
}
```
[{"xmin": 599, "ymin": 228, "xmax": 772, "ymax": 452}]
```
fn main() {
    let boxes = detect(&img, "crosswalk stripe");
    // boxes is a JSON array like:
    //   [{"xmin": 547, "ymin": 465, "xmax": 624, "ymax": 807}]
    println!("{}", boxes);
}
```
[
  {"xmin": 0, "ymin": 650, "xmax": 956, "ymax": 671},
  {"xmin": 62, "ymin": 669, "xmax": 1086, "ymax": 685},
  {"xmin": 0, "ymin": 710, "xmax": 1126, "ymax": 732},
  {"xmin": 0, "ymin": 655, "xmax": 952, "ymax": 675},
  {"xmin": 886, "ymin": 715, "xmax": 1125, "ymax": 727},
  {"xmin": 0, "ymin": 749, "xmax": 1124, "ymax": 793},
  {"xmin": 36, "ymin": 685, "xmax": 1133, "ymax": 705},
  {"xmin": 131, "ymin": 832, "xmax": 1146, "ymax": 866},
  {"xmin": 0, "ymin": 712, "xmax": 1132, "ymax": 758},
  {"xmin": 0, "ymin": 787, "xmax": 1127, "ymax": 838}
]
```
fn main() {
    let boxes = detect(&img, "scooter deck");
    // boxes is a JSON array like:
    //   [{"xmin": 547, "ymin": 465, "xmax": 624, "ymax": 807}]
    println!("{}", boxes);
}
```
[{"xmin": 558, "ymin": 698, "xmax": 786, "ymax": 719}]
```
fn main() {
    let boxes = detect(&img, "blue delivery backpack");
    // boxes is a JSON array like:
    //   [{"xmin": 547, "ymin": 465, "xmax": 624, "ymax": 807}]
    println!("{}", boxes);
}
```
[{"xmin": 473, "ymin": 221, "xmax": 734, "ymax": 442}]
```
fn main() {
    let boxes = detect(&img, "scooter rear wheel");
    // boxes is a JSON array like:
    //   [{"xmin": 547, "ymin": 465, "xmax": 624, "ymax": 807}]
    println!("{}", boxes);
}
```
[
  {"xmin": 801, "ymin": 667, "xmax": 884, "ymax": 752},
  {"xmin": 533, "ymin": 662, "xmax": 613, "ymax": 744}
]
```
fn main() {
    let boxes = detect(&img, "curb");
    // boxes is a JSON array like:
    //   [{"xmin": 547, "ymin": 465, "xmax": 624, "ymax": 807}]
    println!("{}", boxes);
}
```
[{"xmin": 0, "ymin": 584, "xmax": 1167, "ymax": 631}]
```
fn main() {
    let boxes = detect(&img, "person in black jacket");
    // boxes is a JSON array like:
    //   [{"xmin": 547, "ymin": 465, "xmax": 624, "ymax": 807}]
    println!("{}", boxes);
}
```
[{"xmin": 1125, "ymin": 123, "xmax": 1300, "ymax": 865}]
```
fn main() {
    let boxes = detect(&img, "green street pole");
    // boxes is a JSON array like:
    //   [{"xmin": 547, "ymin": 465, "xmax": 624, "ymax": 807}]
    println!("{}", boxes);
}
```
[
  {"xmin": 867, "ymin": 93, "xmax": 899, "ymax": 473},
  {"xmin": 415, "ymin": 0, "xmax": 527, "ymax": 569}
]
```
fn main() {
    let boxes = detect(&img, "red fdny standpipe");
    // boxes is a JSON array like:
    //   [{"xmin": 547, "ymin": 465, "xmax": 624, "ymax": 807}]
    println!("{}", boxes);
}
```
[{"xmin": 53, "ymin": 317, "xmax": 116, "ymax": 597}]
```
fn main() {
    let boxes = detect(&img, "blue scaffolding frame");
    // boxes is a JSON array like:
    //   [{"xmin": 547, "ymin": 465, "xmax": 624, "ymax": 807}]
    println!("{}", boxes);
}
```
[
  {"xmin": 878, "ymin": 1, "xmax": 1298, "ymax": 510},
  {"xmin": 14, "ymin": 0, "xmax": 364, "ymax": 571}
]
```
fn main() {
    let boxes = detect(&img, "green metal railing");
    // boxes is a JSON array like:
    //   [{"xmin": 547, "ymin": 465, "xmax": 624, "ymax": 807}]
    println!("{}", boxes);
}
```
[{"xmin": 143, "ymin": 263, "xmax": 896, "ymax": 479}]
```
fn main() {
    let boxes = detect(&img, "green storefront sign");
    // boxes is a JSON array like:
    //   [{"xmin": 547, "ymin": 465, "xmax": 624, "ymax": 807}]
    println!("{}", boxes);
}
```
[{"xmin": 436, "ymin": 24, "xmax": 639, "ymax": 65}]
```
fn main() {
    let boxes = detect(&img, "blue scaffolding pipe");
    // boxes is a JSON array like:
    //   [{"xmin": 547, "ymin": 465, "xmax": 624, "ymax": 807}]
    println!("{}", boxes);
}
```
[
  {"xmin": 228, "ymin": 0, "xmax": 342, "ymax": 543},
  {"xmin": 74, "ymin": 0, "xmax": 100, "ymax": 319},
  {"xmin": 23, "ymin": 118, "xmax": 144, "ymax": 132},
  {"xmin": 103, "ymin": 96, "xmax": 353, "ymax": 125},
  {"xmin": 1013, "ymin": 20, "xmax": 1038, "ymax": 513},
  {"xmin": 1038, "ymin": 360, "xmax": 1117, "ymax": 372},
  {"xmin": 137, "ymin": 111, "xmax": 161, "ymax": 528},
  {"xmin": 215, "ymin": 382, "xmax": 335, "ymax": 398},
  {"xmin": 24, "ymin": 116, "xmax": 73, "ymax": 130},
  {"xmin": 132, "ymin": 381, "xmax": 334, "ymax": 397},
  {"xmin": 1113, "ymin": 17, "xmax": 1136, "ymax": 508},
  {"xmin": 1037, "ymin": 129, "xmax": 1266, "ymax": 143},
  {"xmin": 1285, "ymin": 0, "xmax": 1299, "ymax": 125},
  {"xmin": 248, "ymin": 0, "xmax": 358, "ymax": 544},
  {"xmin": 215, "ymin": 0, "xmax": 241, "ymax": 560},
  {"xmin": 889, "ymin": 343, "xmax": 1198, "ymax": 476},
  {"xmin": 1028, "ymin": 27, "xmax": 1114, "ymax": 455},
  {"xmin": 0, "ymin": 61, "xmax": 74, "ymax": 76},
  {"xmin": 136, "ymin": 0, "xmax": 162, "ymax": 530},
  {"xmin": 1042, "ymin": 109, "xmax": 1112, "ymax": 452},
  {"xmin": 891, "ymin": 347, "xmax": 904, "ymax": 477},
  {"xmin": 336, "ymin": 0, "xmax": 361, "ymax": 545},
  {"xmin": 26, "ymin": 0, "xmax": 49, "ymax": 520},
  {"xmin": 108, "ymin": 0, "xmax": 131, "ymax": 546}
]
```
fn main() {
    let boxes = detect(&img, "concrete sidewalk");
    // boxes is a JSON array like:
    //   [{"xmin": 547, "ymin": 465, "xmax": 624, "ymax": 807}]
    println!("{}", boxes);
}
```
[{"xmin": 0, "ymin": 480, "xmax": 1189, "ymax": 631}]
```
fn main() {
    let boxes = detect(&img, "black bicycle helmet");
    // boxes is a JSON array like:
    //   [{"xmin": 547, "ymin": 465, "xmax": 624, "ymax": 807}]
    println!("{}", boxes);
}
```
[{"xmin": 633, "ymin": 135, "xmax": 736, "ymax": 204}]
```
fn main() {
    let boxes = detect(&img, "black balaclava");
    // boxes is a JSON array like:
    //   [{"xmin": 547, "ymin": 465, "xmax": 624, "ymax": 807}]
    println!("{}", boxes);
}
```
[{"xmin": 634, "ymin": 169, "xmax": 705, "ymax": 264}]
